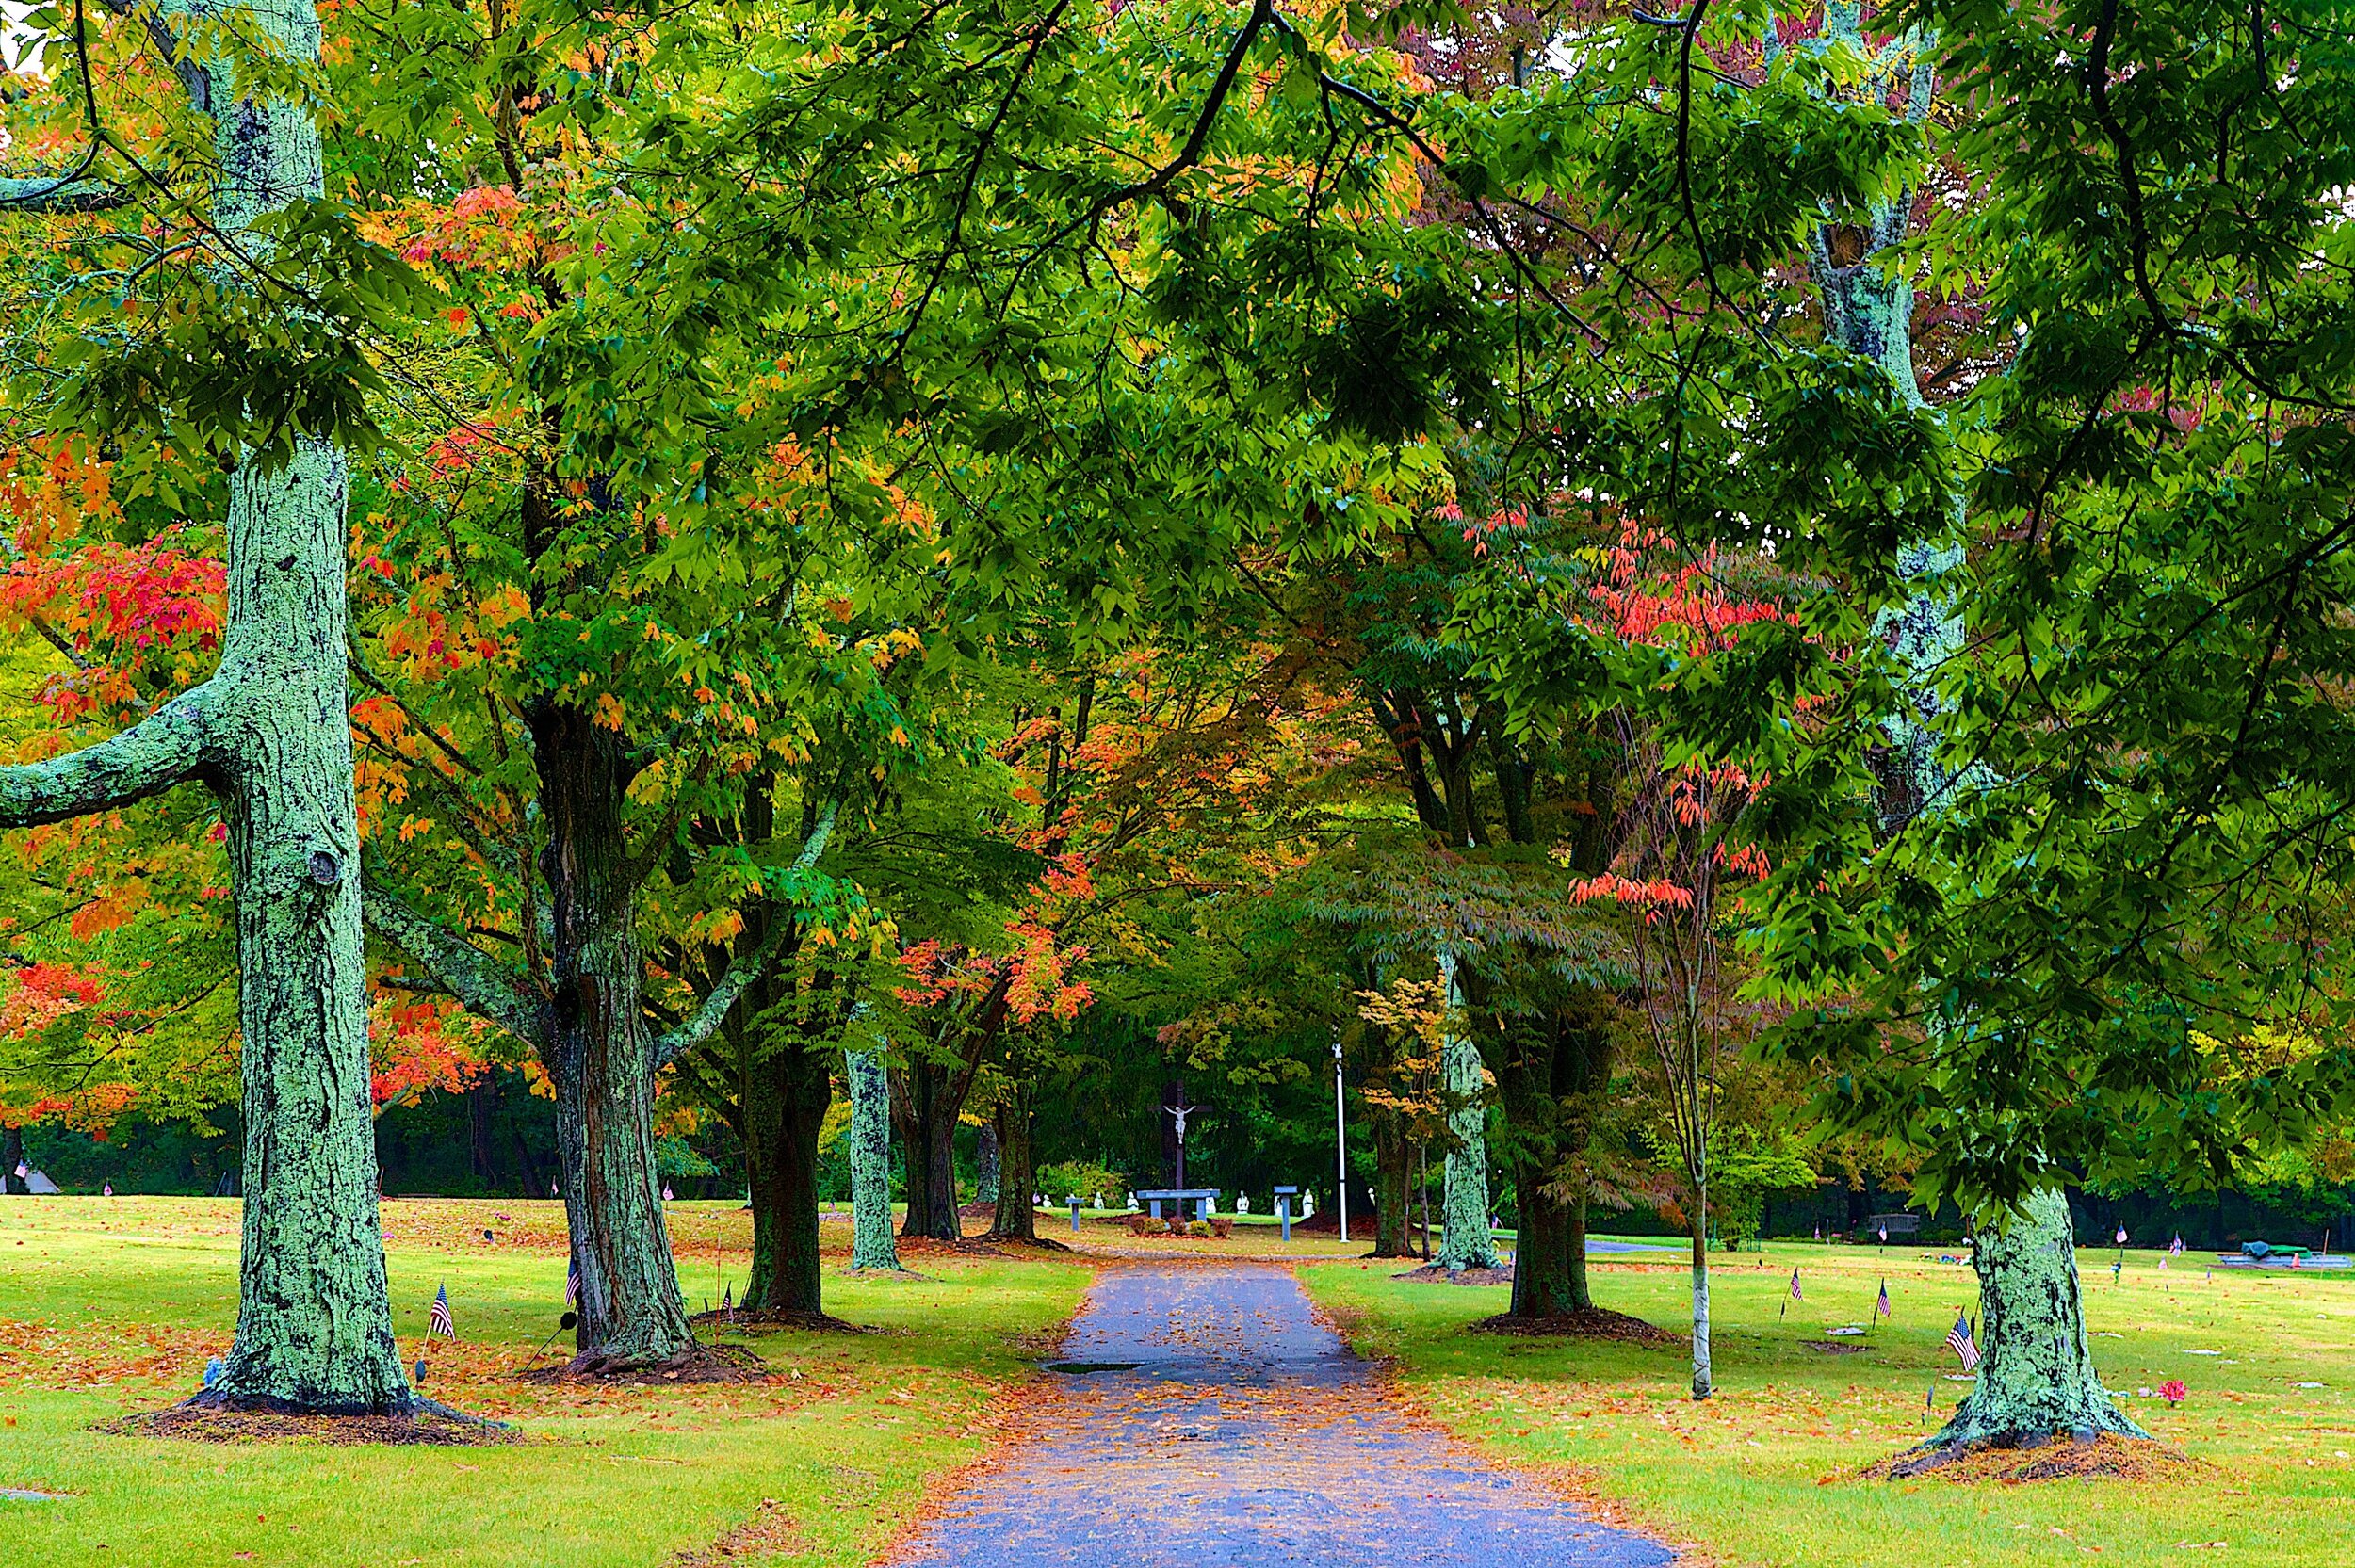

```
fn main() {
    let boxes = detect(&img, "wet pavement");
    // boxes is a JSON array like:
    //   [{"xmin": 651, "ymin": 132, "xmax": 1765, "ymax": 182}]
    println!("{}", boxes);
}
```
[{"xmin": 886, "ymin": 1261, "xmax": 1676, "ymax": 1567}]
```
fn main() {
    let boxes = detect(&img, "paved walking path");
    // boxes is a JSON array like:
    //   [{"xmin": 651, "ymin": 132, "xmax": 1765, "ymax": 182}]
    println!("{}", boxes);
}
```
[{"xmin": 887, "ymin": 1261, "xmax": 1675, "ymax": 1567}]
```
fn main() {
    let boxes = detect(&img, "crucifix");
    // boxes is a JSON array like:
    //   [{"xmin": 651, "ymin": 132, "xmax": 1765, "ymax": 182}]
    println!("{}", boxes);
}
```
[{"xmin": 1164, "ymin": 1097, "xmax": 1202, "ymax": 1190}]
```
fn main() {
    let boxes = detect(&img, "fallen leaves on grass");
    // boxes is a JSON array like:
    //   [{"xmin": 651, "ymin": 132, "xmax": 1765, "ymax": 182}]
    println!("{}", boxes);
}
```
[
  {"xmin": 666, "ymin": 1497, "xmax": 807, "ymax": 1564},
  {"xmin": 0, "ymin": 1318, "xmax": 221, "ymax": 1391}
]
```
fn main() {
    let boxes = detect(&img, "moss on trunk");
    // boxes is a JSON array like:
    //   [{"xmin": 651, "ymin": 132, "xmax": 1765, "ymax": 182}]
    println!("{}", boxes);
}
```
[
  {"xmin": 1920, "ymin": 1188, "xmax": 2146, "ymax": 1452},
  {"xmin": 1437, "ymin": 954, "xmax": 1500, "ymax": 1271},
  {"xmin": 845, "ymin": 1046, "xmax": 901, "ymax": 1270},
  {"xmin": 0, "ymin": 0, "xmax": 414, "ymax": 1413}
]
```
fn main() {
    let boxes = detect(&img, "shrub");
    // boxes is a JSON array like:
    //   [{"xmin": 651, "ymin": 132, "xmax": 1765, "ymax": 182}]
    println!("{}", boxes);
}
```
[{"xmin": 1039, "ymin": 1160, "xmax": 1125, "ymax": 1206}]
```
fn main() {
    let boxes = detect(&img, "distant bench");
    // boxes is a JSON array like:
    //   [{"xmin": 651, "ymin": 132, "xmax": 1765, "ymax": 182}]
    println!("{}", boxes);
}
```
[{"xmin": 1134, "ymin": 1188, "xmax": 1219, "ymax": 1222}]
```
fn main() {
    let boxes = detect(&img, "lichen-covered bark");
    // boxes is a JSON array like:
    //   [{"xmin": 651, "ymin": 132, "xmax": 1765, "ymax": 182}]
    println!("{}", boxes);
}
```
[
  {"xmin": 0, "ymin": 0, "xmax": 409, "ymax": 1413},
  {"xmin": 533, "ymin": 702, "xmax": 691, "ymax": 1367},
  {"xmin": 1923, "ymin": 1188, "xmax": 2146, "ymax": 1450},
  {"xmin": 1795, "ymin": 8, "xmax": 2136, "ymax": 1450},
  {"xmin": 1437, "ymin": 954, "xmax": 1500, "ymax": 1271},
  {"xmin": 845, "ymin": 1046, "xmax": 901, "ymax": 1269},
  {"xmin": 211, "ymin": 437, "xmax": 408, "ymax": 1411}
]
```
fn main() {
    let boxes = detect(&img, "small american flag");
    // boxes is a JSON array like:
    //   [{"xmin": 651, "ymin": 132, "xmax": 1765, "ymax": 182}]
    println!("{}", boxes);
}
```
[
  {"xmin": 566, "ymin": 1256, "xmax": 581, "ymax": 1308},
  {"xmin": 1789, "ymin": 1268, "xmax": 1804, "ymax": 1301},
  {"xmin": 1944, "ymin": 1308, "xmax": 1979, "ymax": 1372},
  {"xmin": 2115, "ymin": 1226, "xmax": 2128, "ymax": 1246},
  {"xmin": 721, "ymin": 1283, "xmax": 734, "ymax": 1317},
  {"xmin": 1875, "ymin": 1279, "xmax": 1892, "ymax": 1320},
  {"xmin": 429, "ymin": 1283, "xmax": 455, "ymax": 1339}
]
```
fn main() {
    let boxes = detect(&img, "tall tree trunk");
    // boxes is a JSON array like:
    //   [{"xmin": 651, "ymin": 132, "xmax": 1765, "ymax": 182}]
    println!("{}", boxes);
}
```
[
  {"xmin": 846, "ymin": 1046, "xmax": 901, "ymax": 1269},
  {"xmin": 976, "ymin": 1120, "xmax": 1000, "ymax": 1206},
  {"xmin": 989, "ymin": 1080, "xmax": 1037, "ymax": 1241},
  {"xmin": 1498, "ymin": 994, "xmax": 1616, "ymax": 1318},
  {"xmin": 533, "ymin": 702, "xmax": 691, "ymax": 1368},
  {"xmin": 168, "ymin": 4, "xmax": 408, "ymax": 1411},
  {"xmin": 1914, "ymin": 1188, "xmax": 2147, "ymax": 1455},
  {"xmin": 1, "ymin": 1124, "xmax": 24, "ymax": 1195},
  {"xmin": 893, "ymin": 1056, "xmax": 962, "ymax": 1240},
  {"xmin": 1370, "ymin": 1107, "xmax": 1412, "ymax": 1258},
  {"xmin": 741, "ymin": 1031, "xmax": 830, "ymax": 1315},
  {"xmin": 1436, "ymin": 954, "xmax": 1499, "ymax": 1270}
]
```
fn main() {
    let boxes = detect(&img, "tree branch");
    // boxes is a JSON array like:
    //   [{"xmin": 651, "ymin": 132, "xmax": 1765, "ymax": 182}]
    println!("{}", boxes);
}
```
[
  {"xmin": 651, "ymin": 801, "xmax": 837, "ymax": 1070},
  {"xmin": 0, "ymin": 685, "xmax": 209, "ymax": 828},
  {"xmin": 361, "ymin": 876, "xmax": 549, "ymax": 1048},
  {"xmin": 0, "ymin": 177, "xmax": 128, "ymax": 211}
]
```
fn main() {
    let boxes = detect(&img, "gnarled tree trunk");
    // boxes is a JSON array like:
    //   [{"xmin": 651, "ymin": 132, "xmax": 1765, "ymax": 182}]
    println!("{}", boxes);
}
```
[{"xmin": 533, "ymin": 702, "xmax": 691, "ymax": 1368}]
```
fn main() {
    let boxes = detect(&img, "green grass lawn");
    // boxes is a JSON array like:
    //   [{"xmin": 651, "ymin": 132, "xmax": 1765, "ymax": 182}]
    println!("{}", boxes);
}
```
[
  {"xmin": 1302, "ymin": 1240, "xmax": 2355, "ymax": 1567},
  {"xmin": 0, "ymin": 1196, "xmax": 1090, "ymax": 1568}
]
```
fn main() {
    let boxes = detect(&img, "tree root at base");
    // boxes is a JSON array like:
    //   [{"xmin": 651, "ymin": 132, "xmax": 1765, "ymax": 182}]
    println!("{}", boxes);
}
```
[
  {"xmin": 520, "ymin": 1341, "xmax": 767, "ymax": 1384},
  {"xmin": 984, "ymin": 1232, "xmax": 1075, "ymax": 1252}
]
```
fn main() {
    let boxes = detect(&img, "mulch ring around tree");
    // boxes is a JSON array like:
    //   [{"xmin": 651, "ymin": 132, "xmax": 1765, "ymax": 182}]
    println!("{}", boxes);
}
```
[
  {"xmin": 1467, "ymin": 1306, "xmax": 1681, "ymax": 1346},
  {"xmin": 518, "ymin": 1342, "xmax": 768, "ymax": 1385},
  {"xmin": 98, "ymin": 1402, "xmax": 518, "ymax": 1447},
  {"xmin": 1858, "ymin": 1433, "xmax": 2216, "ymax": 1484},
  {"xmin": 1392, "ymin": 1262, "xmax": 1515, "ymax": 1286}
]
